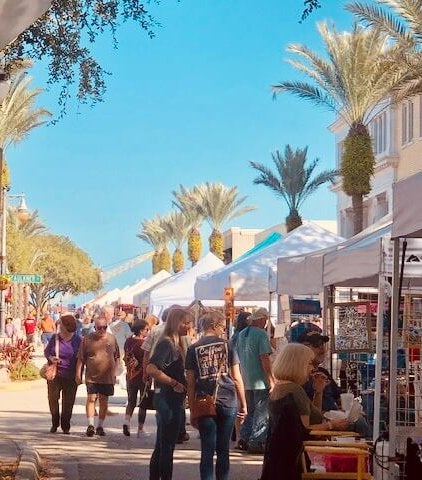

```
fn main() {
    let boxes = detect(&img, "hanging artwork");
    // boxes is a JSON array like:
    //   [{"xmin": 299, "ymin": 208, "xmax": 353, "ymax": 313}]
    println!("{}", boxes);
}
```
[
  {"xmin": 330, "ymin": 301, "xmax": 372, "ymax": 353},
  {"xmin": 404, "ymin": 294, "xmax": 422, "ymax": 350}
]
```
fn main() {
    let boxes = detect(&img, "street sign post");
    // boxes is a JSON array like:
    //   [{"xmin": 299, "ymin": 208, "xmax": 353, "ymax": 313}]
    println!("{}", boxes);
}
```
[{"xmin": 6, "ymin": 273, "xmax": 43, "ymax": 283}]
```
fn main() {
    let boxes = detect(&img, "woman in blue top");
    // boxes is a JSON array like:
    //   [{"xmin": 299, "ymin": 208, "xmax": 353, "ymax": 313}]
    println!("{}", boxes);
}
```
[
  {"xmin": 186, "ymin": 311, "xmax": 247, "ymax": 480},
  {"xmin": 146, "ymin": 307, "xmax": 192, "ymax": 480}
]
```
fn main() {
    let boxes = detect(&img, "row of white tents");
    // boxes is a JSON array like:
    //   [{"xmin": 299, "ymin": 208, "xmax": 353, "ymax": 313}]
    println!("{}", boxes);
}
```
[
  {"xmin": 86, "ymin": 221, "xmax": 347, "ymax": 314},
  {"xmin": 87, "ymin": 171, "xmax": 422, "ymax": 321}
]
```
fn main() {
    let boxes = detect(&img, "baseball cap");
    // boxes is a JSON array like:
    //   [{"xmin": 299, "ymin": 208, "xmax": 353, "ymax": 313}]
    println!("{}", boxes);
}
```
[
  {"xmin": 249, "ymin": 307, "xmax": 269, "ymax": 322},
  {"xmin": 297, "ymin": 330, "xmax": 329, "ymax": 346}
]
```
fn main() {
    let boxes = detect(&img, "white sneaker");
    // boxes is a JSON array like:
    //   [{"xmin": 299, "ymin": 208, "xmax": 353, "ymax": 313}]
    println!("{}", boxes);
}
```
[{"xmin": 137, "ymin": 429, "xmax": 150, "ymax": 438}]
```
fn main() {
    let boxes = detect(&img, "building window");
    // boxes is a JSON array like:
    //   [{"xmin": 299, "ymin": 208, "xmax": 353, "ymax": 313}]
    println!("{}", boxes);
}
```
[
  {"xmin": 369, "ymin": 112, "xmax": 387, "ymax": 155},
  {"xmin": 402, "ymin": 100, "xmax": 414, "ymax": 145}
]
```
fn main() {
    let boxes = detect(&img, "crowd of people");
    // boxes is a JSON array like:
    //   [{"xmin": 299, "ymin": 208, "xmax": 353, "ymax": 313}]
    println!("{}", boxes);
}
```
[{"xmin": 37, "ymin": 304, "xmax": 371, "ymax": 480}]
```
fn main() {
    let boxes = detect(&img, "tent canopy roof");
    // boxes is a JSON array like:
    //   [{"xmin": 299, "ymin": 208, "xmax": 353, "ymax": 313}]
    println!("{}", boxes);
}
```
[{"xmin": 195, "ymin": 222, "xmax": 343, "ymax": 301}]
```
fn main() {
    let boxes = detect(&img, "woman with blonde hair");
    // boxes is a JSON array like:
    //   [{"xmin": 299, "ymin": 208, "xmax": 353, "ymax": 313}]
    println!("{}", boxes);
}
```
[
  {"xmin": 260, "ymin": 343, "xmax": 349, "ymax": 480},
  {"xmin": 186, "ymin": 310, "xmax": 247, "ymax": 480},
  {"xmin": 146, "ymin": 307, "xmax": 192, "ymax": 480},
  {"xmin": 145, "ymin": 313, "xmax": 159, "ymax": 330},
  {"xmin": 271, "ymin": 343, "xmax": 349, "ymax": 431}
]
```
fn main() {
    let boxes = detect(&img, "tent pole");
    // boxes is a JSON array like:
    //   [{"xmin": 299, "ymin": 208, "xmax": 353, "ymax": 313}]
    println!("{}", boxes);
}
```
[
  {"xmin": 388, "ymin": 238, "xmax": 400, "ymax": 478},
  {"xmin": 373, "ymin": 238, "xmax": 386, "ymax": 441}
]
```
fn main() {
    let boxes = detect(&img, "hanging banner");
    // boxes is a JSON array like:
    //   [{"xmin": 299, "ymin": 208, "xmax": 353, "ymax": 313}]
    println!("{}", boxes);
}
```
[{"xmin": 383, "ymin": 237, "xmax": 422, "ymax": 278}]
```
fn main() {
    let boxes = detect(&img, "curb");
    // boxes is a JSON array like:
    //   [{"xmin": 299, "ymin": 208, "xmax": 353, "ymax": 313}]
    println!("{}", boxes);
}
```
[{"xmin": 15, "ymin": 441, "xmax": 41, "ymax": 480}]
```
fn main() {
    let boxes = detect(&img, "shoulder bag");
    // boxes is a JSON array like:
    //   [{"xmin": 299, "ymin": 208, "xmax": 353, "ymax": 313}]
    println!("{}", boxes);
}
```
[
  {"xmin": 139, "ymin": 381, "xmax": 155, "ymax": 410},
  {"xmin": 40, "ymin": 334, "xmax": 60, "ymax": 381},
  {"xmin": 192, "ymin": 363, "xmax": 224, "ymax": 420}
]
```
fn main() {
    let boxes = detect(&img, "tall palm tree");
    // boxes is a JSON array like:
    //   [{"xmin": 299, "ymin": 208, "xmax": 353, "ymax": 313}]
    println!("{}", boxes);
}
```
[
  {"xmin": 193, "ymin": 182, "xmax": 255, "ymax": 260},
  {"xmin": 172, "ymin": 185, "xmax": 204, "ymax": 265},
  {"xmin": 0, "ymin": 64, "xmax": 51, "ymax": 188},
  {"xmin": 161, "ymin": 211, "xmax": 190, "ymax": 273},
  {"xmin": 347, "ymin": 1, "xmax": 422, "ymax": 101},
  {"xmin": 137, "ymin": 216, "xmax": 169, "ymax": 274},
  {"xmin": 250, "ymin": 145, "xmax": 337, "ymax": 232},
  {"xmin": 273, "ymin": 22, "xmax": 408, "ymax": 234}
]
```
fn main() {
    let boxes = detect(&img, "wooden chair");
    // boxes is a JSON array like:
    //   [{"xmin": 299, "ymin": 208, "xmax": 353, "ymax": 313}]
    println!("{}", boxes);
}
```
[{"xmin": 301, "ymin": 433, "xmax": 373, "ymax": 480}]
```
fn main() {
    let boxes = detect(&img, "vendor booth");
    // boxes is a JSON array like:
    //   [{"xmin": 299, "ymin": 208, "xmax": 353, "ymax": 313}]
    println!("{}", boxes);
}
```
[
  {"xmin": 148, "ymin": 252, "xmax": 225, "ymax": 316},
  {"xmin": 195, "ymin": 222, "xmax": 343, "ymax": 302}
]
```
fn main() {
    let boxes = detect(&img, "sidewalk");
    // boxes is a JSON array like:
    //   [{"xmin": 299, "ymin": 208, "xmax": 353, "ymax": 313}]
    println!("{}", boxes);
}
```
[{"xmin": 0, "ymin": 351, "xmax": 263, "ymax": 480}]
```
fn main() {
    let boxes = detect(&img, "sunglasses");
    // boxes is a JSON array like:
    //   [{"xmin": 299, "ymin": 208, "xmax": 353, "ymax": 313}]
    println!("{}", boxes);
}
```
[{"xmin": 96, "ymin": 326, "xmax": 107, "ymax": 331}]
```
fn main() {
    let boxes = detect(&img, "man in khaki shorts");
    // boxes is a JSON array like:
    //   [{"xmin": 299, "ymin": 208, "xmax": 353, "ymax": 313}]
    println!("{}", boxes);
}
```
[{"xmin": 76, "ymin": 314, "xmax": 120, "ymax": 437}]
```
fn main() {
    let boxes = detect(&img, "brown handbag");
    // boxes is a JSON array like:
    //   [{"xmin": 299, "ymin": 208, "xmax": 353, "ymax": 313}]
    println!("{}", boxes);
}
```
[
  {"xmin": 40, "ymin": 334, "xmax": 59, "ymax": 382},
  {"xmin": 192, "ymin": 364, "xmax": 223, "ymax": 419},
  {"xmin": 192, "ymin": 394, "xmax": 217, "ymax": 419}
]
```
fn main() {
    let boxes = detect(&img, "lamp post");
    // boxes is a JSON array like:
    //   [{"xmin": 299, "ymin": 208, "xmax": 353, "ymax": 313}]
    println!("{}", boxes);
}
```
[{"xmin": 0, "ymin": 161, "xmax": 30, "ymax": 336}]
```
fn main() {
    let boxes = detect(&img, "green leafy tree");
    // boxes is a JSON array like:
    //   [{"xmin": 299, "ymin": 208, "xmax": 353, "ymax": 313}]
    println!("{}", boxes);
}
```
[
  {"xmin": 273, "ymin": 22, "xmax": 408, "ymax": 234},
  {"xmin": 26, "ymin": 235, "xmax": 102, "ymax": 318},
  {"xmin": 172, "ymin": 185, "xmax": 204, "ymax": 266},
  {"xmin": 250, "ymin": 145, "xmax": 337, "ymax": 232},
  {"xmin": 193, "ymin": 183, "xmax": 255, "ymax": 260},
  {"xmin": 3, "ymin": 1, "xmax": 159, "ymax": 113}
]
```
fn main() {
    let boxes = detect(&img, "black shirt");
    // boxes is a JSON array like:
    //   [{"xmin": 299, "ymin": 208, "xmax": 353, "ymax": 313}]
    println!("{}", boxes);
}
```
[{"xmin": 149, "ymin": 338, "xmax": 186, "ymax": 393}]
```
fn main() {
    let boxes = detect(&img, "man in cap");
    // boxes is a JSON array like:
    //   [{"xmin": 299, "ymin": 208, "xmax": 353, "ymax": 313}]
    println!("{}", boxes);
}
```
[
  {"xmin": 297, "ymin": 331, "xmax": 341, "ymax": 412},
  {"xmin": 297, "ymin": 331, "xmax": 371, "ymax": 437},
  {"xmin": 236, "ymin": 307, "xmax": 274, "ymax": 454}
]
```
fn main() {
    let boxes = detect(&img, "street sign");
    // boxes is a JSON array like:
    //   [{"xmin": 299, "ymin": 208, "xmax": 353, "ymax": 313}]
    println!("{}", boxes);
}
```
[{"xmin": 6, "ymin": 273, "xmax": 43, "ymax": 283}]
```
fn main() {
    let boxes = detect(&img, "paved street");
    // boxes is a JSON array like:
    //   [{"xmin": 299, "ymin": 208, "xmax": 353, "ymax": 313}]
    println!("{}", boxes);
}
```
[{"xmin": 0, "ymin": 351, "xmax": 263, "ymax": 480}]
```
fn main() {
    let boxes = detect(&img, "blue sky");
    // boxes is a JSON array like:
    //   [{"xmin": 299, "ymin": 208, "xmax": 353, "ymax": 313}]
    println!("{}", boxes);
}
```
[{"xmin": 7, "ymin": 0, "xmax": 353, "ymax": 294}]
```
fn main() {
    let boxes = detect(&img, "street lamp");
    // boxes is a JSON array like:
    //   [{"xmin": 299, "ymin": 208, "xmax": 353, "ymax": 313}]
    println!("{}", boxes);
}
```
[{"xmin": 0, "ymin": 162, "xmax": 30, "ymax": 336}]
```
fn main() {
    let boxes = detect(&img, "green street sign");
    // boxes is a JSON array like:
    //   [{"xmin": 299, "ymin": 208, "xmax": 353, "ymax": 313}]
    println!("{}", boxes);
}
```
[{"xmin": 6, "ymin": 274, "xmax": 43, "ymax": 284}]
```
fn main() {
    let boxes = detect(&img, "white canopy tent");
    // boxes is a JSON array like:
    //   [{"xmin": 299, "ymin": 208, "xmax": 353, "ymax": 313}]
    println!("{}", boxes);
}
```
[
  {"xmin": 277, "ymin": 216, "xmax": 391, "ymax": 295},
  {"xmin": 118, "ymin": 278, "xmax": 147, "ymax": 304},
  {"xmin": 149, "ymin": 253, "xmax": 225, "ymax": 316},
  {"xmin": 195, "ymin": 222, "xmax": 343, "ymax": 302},
  {"xmin": 392, "ymin": 171, "xmax": 422, "ymax": 238},
  {"xmin": 132, "ymin": 270, "xmax": 172, "ymax": 306},
  {"xmin": 94, "ymin": 288, "xmax": 122, "ymax": 307}
]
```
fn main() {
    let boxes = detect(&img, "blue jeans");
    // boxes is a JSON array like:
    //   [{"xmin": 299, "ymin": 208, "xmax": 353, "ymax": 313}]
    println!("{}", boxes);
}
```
[
  {"xmin": 150, "ymin": 391, "xmax": 184, "ymax": 480},
  {"xmin": 240, "ymin": 389, "xmax": 269, "ymax": 447},
  {"xmin": 198, "ymin": 405, "xmax": 237, "ymax": 480}
]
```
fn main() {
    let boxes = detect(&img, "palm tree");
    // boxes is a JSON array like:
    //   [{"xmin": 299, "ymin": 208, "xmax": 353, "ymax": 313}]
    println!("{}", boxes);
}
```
[
  {"xmin": 172, "ymin": 185, "xmax": 204, "ymax": 265},
  {"xmin": 137, "ymin": 216, "xmax": 169, "ymax": 274},
  {"xmin": 0, "ymin": 63, "xmax": 51, "ymax": 188},
  {"xmin": 273, "ymin": 22, "xmax": 409, "ymax": 234},
  {"xmin": 193, "ymin": 182, "xmax": 255, "ymax": 260},
  {"xmin": 250, "ymin": 145, "xmax": 337, "ymax": 232},
  {"xmin": 161, "ymin": 211, "xmax": 190, "ymax": 273},
  {"xmin": 347, "ymin": 1, "xmax": 422, "ymax": 101}
]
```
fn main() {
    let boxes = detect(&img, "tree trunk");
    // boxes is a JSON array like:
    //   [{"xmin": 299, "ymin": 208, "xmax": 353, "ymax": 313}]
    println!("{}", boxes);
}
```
[
  {"xmin": 351, "ymin": 194, "xmax": 364, "ymax": 235},
  {"xmin": 286, "ymin": 209, "xmax": 302, "ymax": 233}
]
